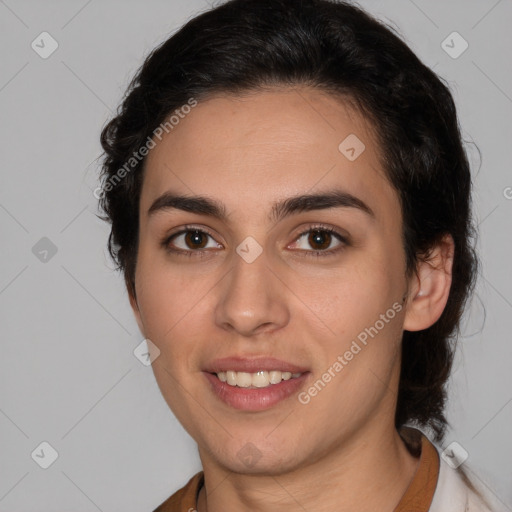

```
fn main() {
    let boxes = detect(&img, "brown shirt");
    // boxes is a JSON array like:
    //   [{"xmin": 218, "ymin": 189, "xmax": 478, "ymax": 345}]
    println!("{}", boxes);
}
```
[{"xmin": 153, "ymin": 429, "xmax": 440, "ymax": 512}]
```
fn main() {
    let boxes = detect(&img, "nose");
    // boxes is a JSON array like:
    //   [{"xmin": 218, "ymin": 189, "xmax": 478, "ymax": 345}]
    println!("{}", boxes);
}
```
[{"xmin": 214, "ymin": 247, "xmax": 290, "ymax": 338}]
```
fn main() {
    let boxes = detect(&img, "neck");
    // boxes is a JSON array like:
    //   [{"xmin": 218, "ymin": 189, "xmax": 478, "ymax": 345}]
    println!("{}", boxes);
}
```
[{"xmin": 197, "ymin": 422, "xmax": 420, "ymax": 512}]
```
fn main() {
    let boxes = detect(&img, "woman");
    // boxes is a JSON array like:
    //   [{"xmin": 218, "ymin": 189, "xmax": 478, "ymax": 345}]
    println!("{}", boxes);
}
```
[{"xmin": 97, "ymin": 0, "xmax": 504, "ymax": 510}]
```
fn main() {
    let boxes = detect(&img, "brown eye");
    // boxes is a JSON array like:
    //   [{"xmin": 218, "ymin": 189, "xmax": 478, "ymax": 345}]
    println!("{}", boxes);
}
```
[
  {"xmin": 183, "ymin": 230, "xmax": 208, "ymax": 249},
  {"xmin": 308, "ymin": 230, "xmax": 333, "ymax": 251},
  {"xmin": 291, "ymin": 226, "xmax": 348, "ymax": 258},
  {"xmin": 163, "ymin": 227, "xmax": 222, "ymax": 255}
]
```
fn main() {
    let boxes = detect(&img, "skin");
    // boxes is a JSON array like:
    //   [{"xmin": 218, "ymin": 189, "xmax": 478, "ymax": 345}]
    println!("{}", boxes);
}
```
[{"xmin": 128, "ymin": 87, "xmax": 454, "ymax": 512}]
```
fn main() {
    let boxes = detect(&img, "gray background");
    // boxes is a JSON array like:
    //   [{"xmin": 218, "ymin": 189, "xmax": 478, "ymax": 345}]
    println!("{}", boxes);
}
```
[{"xmin": 1, "ymin": 0, "xmax": 511, "ymax": 510}]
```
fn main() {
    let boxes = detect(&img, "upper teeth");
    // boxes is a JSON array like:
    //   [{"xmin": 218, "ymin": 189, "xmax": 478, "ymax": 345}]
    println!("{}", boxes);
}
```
[{"xmin": 217, "ymin": 370, "xmax": 302, "ymax": 388}]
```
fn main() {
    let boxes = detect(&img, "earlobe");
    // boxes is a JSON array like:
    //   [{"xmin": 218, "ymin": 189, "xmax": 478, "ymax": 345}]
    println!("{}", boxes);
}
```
[{"xmin": 403, "ymin": 234, "xmax": 454, "ymax": 332}]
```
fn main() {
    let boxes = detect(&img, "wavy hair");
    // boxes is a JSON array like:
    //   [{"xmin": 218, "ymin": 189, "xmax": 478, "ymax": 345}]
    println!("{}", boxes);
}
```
[{"xmin": 98, "ymin": 0, "xmax": 479, "ymax": 443}]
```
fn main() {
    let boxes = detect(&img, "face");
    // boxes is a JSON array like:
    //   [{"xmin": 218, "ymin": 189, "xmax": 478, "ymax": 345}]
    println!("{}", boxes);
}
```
[{"xmin": 130, "ymin": 87, "xmax": 412, "ymax": 475}]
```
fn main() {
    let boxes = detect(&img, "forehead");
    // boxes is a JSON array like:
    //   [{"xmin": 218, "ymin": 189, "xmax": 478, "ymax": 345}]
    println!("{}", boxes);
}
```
[{"xmin": 141, "ymin": 87, "xmax": 398, "ymax": 226}]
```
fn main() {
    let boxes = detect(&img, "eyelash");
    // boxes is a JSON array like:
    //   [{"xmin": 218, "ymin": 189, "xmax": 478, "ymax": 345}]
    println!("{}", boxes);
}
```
[{"xmin": 161, "ymin": 224, "xmax": 349, "ymax": 259}]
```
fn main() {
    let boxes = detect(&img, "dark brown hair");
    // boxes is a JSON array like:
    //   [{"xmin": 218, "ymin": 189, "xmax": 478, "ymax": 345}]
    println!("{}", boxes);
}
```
[{"xmin": 97, "ymin": 0, "xmax": 479, "ymax": 442}]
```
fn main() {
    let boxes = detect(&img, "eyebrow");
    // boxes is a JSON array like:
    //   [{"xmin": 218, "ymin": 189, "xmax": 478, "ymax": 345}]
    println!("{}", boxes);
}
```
[{"xmin": 147, "ymin": 189, "xmax": 375, "ymax": 224}]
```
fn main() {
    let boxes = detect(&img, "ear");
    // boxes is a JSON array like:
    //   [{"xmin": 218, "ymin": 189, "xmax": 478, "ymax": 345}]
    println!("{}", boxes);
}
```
[
  {"xmin": 127, "ymin": 277, "xmax": 146, "ymax": 337},
  {"xmin": 403, "ymin": 234, "xmax": 454, "ymax": 332}
]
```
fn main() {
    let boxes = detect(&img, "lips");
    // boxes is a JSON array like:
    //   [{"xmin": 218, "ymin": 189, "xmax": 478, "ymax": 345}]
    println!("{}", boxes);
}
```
[
  {"xmin": 204, "ymin": 356, "xmax": 309, "ymax": 374},
  {"xmin": 203, "ymin": 356, "xmax": 310, "ymax": 411}
]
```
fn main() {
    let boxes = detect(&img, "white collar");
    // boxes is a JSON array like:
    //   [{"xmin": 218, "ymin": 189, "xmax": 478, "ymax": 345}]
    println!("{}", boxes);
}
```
[{"xmin": 429, "ymin": 445, "xmax": 506, "ymax": 512}]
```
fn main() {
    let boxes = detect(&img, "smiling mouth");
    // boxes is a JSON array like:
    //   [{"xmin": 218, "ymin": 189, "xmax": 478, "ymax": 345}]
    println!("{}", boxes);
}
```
[{"xmin": 215, "ymin": 370, "xmax": 303, "ymax": 388}]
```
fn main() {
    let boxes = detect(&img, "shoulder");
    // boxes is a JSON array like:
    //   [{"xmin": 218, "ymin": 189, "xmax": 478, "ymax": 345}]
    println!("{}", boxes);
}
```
[
  {"xmin": 429, "ymin": 450, "xmax": 506, "ymax": 512},
  {"xmin": 153, "ymin": 472, "xmax": 204, "ymax": 512}
]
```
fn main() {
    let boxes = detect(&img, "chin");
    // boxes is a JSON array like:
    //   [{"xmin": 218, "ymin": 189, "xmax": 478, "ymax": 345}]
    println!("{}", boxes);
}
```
[{"xmin": 205, "ymin": 437, "xmax": 308, "ymax": 476}]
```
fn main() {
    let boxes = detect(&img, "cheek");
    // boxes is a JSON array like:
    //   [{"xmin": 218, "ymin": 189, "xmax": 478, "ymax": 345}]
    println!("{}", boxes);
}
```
[
  {"xmin": 298, "ymin": 299, "xmax": 404, "ymax": 424},
  {"xmin": 297, "ymin": 248, "xmax": 405, "ymax": 391},
  {"xmin": 135, "ymin": 244, "xmax": 204, "ymax": 326},
  {"xmin": 293, "ymin": 248, "xmax": 400, "ymax": 329},
  {"xmin": 134, "ymin": 262, "xmax": 194, "ymax": 364},
  {"xmin": 135, "ymin": 264, "xmax": 210, "ymax": 418}
]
